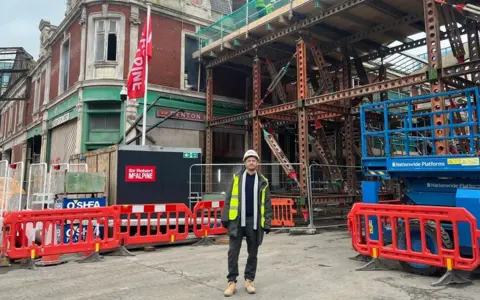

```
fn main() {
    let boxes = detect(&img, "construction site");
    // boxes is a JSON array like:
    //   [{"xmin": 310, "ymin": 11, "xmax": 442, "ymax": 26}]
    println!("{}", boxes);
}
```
[{"xmin": 2, "ymin": 0, "xmax": 480, "ymax": 298}]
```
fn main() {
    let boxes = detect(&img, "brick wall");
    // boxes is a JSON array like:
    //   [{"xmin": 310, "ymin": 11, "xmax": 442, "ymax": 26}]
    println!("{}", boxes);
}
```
[{"xmin": 139, "ymin": 10, "xmax": 195, "ymax": 88}]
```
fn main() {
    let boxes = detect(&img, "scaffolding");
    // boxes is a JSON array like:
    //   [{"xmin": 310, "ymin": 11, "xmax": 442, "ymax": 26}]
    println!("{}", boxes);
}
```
[
  {"xmin": 0, "ymin": 47, "xmax": 34, "ymax": 102},
  {"xmin": 196, "ymin": 0, "xmax": 480, "ymax": 207}
]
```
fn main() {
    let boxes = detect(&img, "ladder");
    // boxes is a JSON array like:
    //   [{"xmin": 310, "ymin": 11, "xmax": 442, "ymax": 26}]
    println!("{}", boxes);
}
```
[
  {"xmin": 262, "ymin": 128, "xmax": 299, "ymax": 185},
  {"xmin": 313, "ymin": 120, "xmax": 343, "ymax": 181}
]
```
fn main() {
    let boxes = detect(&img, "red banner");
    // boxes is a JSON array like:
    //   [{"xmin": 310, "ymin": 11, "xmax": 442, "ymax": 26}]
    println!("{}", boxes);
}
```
[
  {"xmin": 126, "ymin": 15, "xmax": 153, "ymax": 100},
  {"xmin": 125, "ymin": 166, "xmax": 156, "ymax": 182}
]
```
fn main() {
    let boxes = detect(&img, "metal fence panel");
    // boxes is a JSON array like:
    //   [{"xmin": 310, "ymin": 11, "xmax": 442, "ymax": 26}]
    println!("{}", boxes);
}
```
[
  {"xmin": 189, "ymin": 163, "xmax": 302, "ymax": 210},
  {"xmin": 4, "ymin": 162, "xmax": 25, "ymax": 212},
  {"xmin": 26, "ymin": 163, "xmax": 48, "ymax": 210}
]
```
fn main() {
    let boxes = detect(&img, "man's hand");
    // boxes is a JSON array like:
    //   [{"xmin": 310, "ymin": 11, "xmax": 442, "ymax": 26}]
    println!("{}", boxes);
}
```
[{"xmin": 222, "ymin": 221, "xmax": 229, "ymax": 229}]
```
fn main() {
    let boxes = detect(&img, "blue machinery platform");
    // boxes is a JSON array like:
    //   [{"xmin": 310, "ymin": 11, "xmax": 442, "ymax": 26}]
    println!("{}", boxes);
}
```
[{"xmin": 349, "ymin": 87, "xmax": 480, "ymax": 286}]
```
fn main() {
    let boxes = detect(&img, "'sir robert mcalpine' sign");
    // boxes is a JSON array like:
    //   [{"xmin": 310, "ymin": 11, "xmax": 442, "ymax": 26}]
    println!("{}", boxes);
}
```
[{"xmin": 125, "ymin": 166, "xmax": 156, "ymax": 182}]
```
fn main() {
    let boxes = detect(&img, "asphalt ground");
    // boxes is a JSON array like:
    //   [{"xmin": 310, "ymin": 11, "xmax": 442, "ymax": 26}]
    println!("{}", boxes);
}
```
[{"xmin": 1, "ymin": 229, "xmax": 480, "ymax": 300}]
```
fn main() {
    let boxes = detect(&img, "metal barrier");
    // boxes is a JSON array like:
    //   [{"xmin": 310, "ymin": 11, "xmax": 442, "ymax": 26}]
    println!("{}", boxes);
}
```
[
  {"xmin": 192, "ymin": 200, "xmax": 226, "ymax": 238},
  {"xmin": 189, "ymin": 163, "xmax": 302, "ymax": 210},
  {"xmin": 271, "ymin": 198, "xmax": 296, "ymax": 227},
  {"xmin": 5, "ymin": 162, "xmax": 25, "ymax": 212},
  {"xmin": 1, "ymin": 207, "xmax": 119, "ymax": 261},
  {"xmin": 26, "ymin": 163, "xmax": 48, "ymax": 210},
  {"xmin": 348, "ymin": 203, "xmax": 480, "ymax": 285},
  {"xmin": 115, "ymin": 204, "xmax": 191, "ymax": 245}
]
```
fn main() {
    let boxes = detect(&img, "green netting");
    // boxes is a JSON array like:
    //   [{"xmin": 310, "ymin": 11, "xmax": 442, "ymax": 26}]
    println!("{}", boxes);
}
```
[{"xmin": 197, "ymin": 0, "xmax": 292, "ymax": 47}]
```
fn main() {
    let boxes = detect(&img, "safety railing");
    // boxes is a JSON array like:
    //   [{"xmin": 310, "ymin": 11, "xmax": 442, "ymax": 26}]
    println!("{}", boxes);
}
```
[
  {"xmin": 271, "ymin": 198, "xmax": 296, "ymax": 227},
  {"xmin": 196, "ymin": 0, "xmax": 293, "ymax": 47},
  {"xmin": 1, "ymin": 207, "xmax": 119, "ymax": 261},
  {"xmin": 192, "ymin": 200, "xmax": 226, "ymax": 237},
  {"xmin": 361, "ymin": 87, "xmax": 480, "ymax": 158},
  {"xmin": 348, "ymin": 203, "xmax": 480, "ymax": 281},
  {"xmin": 115, "ymin": 204, "xmax": 191, "ymax": 245}
]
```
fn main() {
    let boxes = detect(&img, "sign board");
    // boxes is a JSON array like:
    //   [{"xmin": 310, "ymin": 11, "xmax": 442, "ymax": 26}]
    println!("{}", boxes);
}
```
[
  {"xmin": 387, "ymin": 157, "xmax": 480, "ymax": 172},
  {"xmin": 56, "ymin": 224, "xmax": 104, "ymax": 244},
  {"xmin": 183, "ymin": 152, "xmax": 199, "ymax": 159},
  {"xmin": 62, "ymin": 197, "xmax": 107, "ymax": 209},
  {"xmin": 51, "ymin": 112, "xmax": 70, "ymax": 128},
  {"xmin": 156, "ymin": 109, "xmax": 205, "ymax": 122},
  {"xmin": 125, "ymin": 165, "xmax": 157, "ymax": 182}
]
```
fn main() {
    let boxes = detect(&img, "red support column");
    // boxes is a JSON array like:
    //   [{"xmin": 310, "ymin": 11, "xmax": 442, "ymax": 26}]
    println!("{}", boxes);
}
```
[
  {"xmin": 424, "ymin": 0, "xmax": 448, "ymax": 154},
  {"xmin": 253, "ymin": 56, "xmax": 262, "ymax": 160},
  {"xmin": 296, "ymin": 38, "xmax": 309, "ymax": 203},
  {"xmin": 342, "ymin": 46, "xmax": 356, "ymax": 194},
  {"xmin": 205, "ymin": 68, "xmax": 213, "ymax": 193}
]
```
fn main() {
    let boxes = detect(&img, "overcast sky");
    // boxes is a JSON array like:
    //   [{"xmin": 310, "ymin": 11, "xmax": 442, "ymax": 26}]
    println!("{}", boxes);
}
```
[{"xmin": 0, "ymin": 0, "xmax": 66, "ymax": 59}]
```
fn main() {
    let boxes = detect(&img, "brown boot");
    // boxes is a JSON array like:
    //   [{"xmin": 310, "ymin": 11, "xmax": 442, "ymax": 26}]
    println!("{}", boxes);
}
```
[
  {"xmin": 244, "ymin": 279, "xmax": 256, "ymax": 294},
  {"xmin": 224, "ymin": 281, "xmax": 237, "ymax": 297}
]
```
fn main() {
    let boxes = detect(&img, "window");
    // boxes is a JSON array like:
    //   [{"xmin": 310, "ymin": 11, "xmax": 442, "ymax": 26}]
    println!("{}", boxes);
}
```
[
  {"xmin": 183, "ymin": 34, "xmax": 206, "ymax": 91},
  {"xmin": 8, "ymin": 107, "xmax": 13, "ymax": 132},
  {"xmin": 18, "ymin": 101, "xmax": 23, "ymax": 125},
  {"xmin": 33, "ymin": 77, "xmax": 40, "ymax": 112},
  {"xmin": 90, "ymin": 114, "xmax": 120, "ymax": 130},
  {"xmin": 60, "ymin": 39, "xmax": 70, "ymax": 93},
  {"xmin": 95, "ymin": 20, "xmax": 118, "ymax": 62}
]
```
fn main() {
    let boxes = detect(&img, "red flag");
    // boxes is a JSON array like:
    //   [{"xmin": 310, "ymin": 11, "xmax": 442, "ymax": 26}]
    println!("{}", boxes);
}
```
[{"xmin": 127, "ymin": 15, "xmax": 152, "ymax": 100}]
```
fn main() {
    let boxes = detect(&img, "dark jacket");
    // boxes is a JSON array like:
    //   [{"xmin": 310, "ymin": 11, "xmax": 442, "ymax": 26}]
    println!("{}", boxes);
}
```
[{"xmin": 221, "ymin": 168, "xmax": 273, "ymax": 245}]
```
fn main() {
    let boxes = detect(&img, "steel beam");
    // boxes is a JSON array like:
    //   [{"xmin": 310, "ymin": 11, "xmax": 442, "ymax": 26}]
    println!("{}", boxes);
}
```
[
  {"xmin": 209, "ymin": 112, "xmax": 253, "ymax": 126},
  {"xmin": 205, "ymin": 68, "xmax": 214, "ymax": 193},
  {"xmin": 320, "ymin": 13, "xmax": 424, "ymax": 54},
  {"xmin": 206, "ymin": 0, "xmax": 367, "ymax": 68},
  {"xmin": 441, "ymin": 4, "xmax": 466, "ymax": 62},
  {"xmin": 359, "ymin": 28, "xmax": 466, "ymax": 62},
  {"xmin": 253, "ymin": 57, "xmax": 262, "ymax": 158},
  {"xmin": 442, "ymin": 60, "xmax": 480, "ymax": 83},
  {"xmin": 466, "ymin": 19, "xmax": 480, "ymax": 83},
  {"xmin": 305, "ymin": 73, "xmax": 427, "ymax": 107},
  {"xmin": 424, "ymin": 0, "xmax": 447, "ymax": 155},
  {"xmin": 297, "ymin": 39, "xmax": 309, "ymax": 201}
]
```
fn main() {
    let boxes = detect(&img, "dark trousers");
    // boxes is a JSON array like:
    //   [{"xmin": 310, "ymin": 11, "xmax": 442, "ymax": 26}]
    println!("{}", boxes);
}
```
[{"xmin": 227, "ymin": 217, "xmax": 259, "ymax": 282}]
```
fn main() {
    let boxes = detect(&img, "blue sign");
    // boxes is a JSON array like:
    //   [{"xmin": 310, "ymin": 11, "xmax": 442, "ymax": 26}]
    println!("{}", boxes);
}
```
[
  {"xmin": 387, "ymin": 157, "xmax": 480, "ymax": 172},
  {"xmin": 62, "ymin": 197, "xmax": 107, "ymax": 209},
  {"xmin": 56, "ymin": 224, "xmax": 104, "ymax": 244}
]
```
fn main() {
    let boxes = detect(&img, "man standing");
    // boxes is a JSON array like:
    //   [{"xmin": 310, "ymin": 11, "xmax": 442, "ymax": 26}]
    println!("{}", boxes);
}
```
[{"xmin": 221, "ymin": 149, "xmax": 273, "ymax": 297}]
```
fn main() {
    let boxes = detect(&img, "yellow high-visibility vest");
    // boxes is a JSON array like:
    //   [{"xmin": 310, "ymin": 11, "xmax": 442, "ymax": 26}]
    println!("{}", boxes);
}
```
[{"xmin": 229, "ymin": 173, "xmax": 268, "ymax": 227}]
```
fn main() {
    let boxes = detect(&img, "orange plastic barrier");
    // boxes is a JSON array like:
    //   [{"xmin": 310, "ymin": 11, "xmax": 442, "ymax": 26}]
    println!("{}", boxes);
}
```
[
  {"xmin": 271, "ymin": 198, "xmax": 296, "ymax": 227},
  {"xmin": 1, "ymin": 207, "xmax": 119, "ymax": 260},
  {"xmin": 348, "ymin": 203, "xmax": 480, "ymax": 272},
  {"xmin": 192, "ymin": 200, "xmax": 227, "ymax": 238},
  {"xmin": 114, "ymin": 203, "xmax": 191, "ymax": 245}
]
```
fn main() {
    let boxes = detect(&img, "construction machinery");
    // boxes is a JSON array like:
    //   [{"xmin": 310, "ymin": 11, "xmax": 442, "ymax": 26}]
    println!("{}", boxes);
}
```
[{"xmin": 349, "ymin": 87, "xmax": 480, "ymax": 286}]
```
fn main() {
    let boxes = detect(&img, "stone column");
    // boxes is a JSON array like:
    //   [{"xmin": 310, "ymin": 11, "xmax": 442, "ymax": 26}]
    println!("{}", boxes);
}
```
[
  {"xmin": 125, "ymin": 99, "xmax": 139, "ymax": 143},
  {"xmin": 129, "ymin": 6, "xmax": 141, "ymax": 67},
  {"xmin": 78, "ymin": 5, "xmax": 87, "ymax": 81},
  {"xmin": 75, "ymin": 100, "xmax": 84, "ymax": 154}
]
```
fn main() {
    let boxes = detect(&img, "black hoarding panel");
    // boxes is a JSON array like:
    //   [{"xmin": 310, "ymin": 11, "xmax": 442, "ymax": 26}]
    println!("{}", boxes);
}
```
[{"xmin": 116, "ymin": 146, "xmax": 201, "ymax": 207}]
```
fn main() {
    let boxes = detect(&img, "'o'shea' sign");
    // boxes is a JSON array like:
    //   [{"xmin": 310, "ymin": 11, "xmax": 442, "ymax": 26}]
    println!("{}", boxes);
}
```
[{"xmin": 125, "ymin": 166, "xmax": 156, "ymax": 182}]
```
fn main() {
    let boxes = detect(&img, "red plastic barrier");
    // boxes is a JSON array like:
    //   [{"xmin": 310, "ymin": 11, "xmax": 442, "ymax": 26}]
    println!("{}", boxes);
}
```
[
  {"xmin": 1, "ymin": 207, "xmax": 119, "ymax": 260},
  {"xmin": 348, "ymin": 203, "xmax": 480, "ymax": 271},
  {"xmin": 192, "ymin": 200, "xmax": 227, "ymax": 238},
  {"xmin": 271, "ymin": 198, "xmax": 296, "ymax": 227},
  {"xmin": 114, "ymin": 203, "xmax": 191, "ymax": 245}
]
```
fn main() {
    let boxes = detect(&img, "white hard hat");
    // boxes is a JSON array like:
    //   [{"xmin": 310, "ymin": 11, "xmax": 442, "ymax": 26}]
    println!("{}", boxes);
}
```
[{"xmin": 243, "ymin": 149, "xmax": 259, "ymax": 161}]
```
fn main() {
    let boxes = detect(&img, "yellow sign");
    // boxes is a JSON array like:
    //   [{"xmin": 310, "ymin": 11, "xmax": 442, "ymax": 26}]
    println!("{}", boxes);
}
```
[{"xmin": 447, "ymin": 158, "xmax": 480, "ymax": 166}]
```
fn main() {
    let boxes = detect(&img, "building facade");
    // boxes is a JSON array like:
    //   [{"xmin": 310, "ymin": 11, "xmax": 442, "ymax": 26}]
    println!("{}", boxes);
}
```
[{"xmin": 0, "ymin": 0, "xmax": 249, "ymax": 183}]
